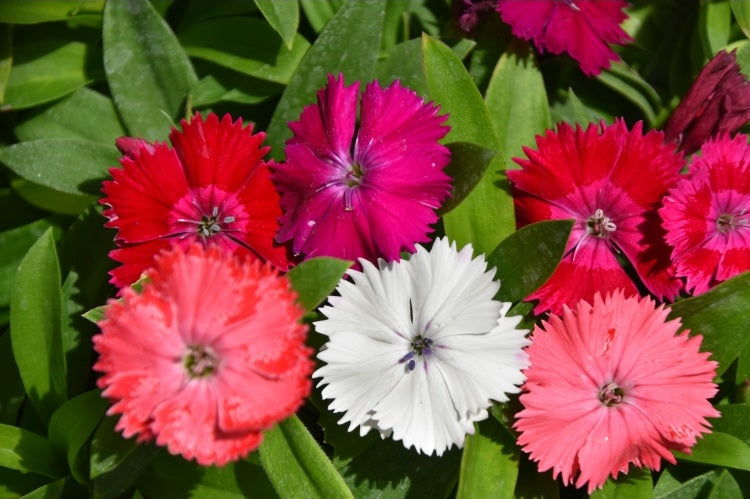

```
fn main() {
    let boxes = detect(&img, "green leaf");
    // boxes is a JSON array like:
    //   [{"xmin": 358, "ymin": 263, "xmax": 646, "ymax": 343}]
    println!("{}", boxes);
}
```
[
  {"xmin": 595, "ymin": 69, "xmax": 657, "ymax": 126},
  {"xmin": 103, "ymin": 0, "xmax": 197, "ymax": 140},
  {"xmin": 10, "ymin": 229, "xmax": 66, "ymax": 423},
  {"xmin": 259, "ymin": 415, "xmax": 353, "ymax": 499},
  {"xmin": 266, "ymin": 0, "xmax": 385, "ymax": 158},
  {"xmin": 438, "ymin": 142, "xmax": 497, "ymax": 216},
  {"xmin": 0, "ymin": 0, "xmax": 103, "ymax": 23},
  {"xmin": 0, "ymin": 25, "xmax": 11, "ymax": 104},
  {"xmin": 0, "ymin": 423, "xmax": 65, "ymax": 478},
  {"xmin": 48, "ymin": 390, "xmax": 108, "ymax": 485},
  {"xmin": 457, "ymin": 418, "xmax": 518, "ymax": 499},
  {"xmin": 375, "ymin": 38, "xmax": 428, "ymax": 98},
  {"xmin": 178, "ymin": 18, "xmax": 309, "ymax": 85},
  {"xmin": 422, "ymin": 34, "xmax": 513, "ymax": 255},
  {"xmin": 731, "ymin": 0, "xmax": 750, "ymax": 40},
  {"xmin": 10, "ymin": 178, "xmax": 96, "ymax": 216},
  {"xmin": 708, "ymin": 470, "xmax": 742, "ymax": 499},
  {"xmin": 485, "ymin": 40, "xmax": 551, "ymax": 170},
  {"xmin": 20, "ymin": 477, "xmax": 65, "ymax": 499},
  {"xmin": 189, "ymin": 68, "xmax": 282, "ymax": 107},
  {"xmin": 654, "ymin": 468, "xmax": 719, "ymax": 499},
  {"xmin": 699, "ymin": 0, "xmax": 731, "ymax": 57},
  {"xmin": 299, "ymin": 0, "xmax": 344, "ymax": 33},
  {"xmin": 0, "ymin": 139, "xmax": 120, "ymax": 196},
  {"xmin": 711, "ymin": 404, "xmax": 750, "ymax": 446},
  {"xmin": 674, "ymin": 432, "xmax": 750, "ymax": 470},
  {"xmin": 668, "ymin": 271, "xmax": 750, "ymax": 376},
  {"xmin": 254, "ymin": 0, "xmax": 299, "ymax": 49},
  {"xmin": 286, "ymin": 257, "xmax": 351, "ymax": 312},
  {"xmin": 3, "ymin": 40, "xmax": 102, "ymax": 111},
  {"xmin": 14, "ymin": 87, "xmax": 125, "ymax": 144},
  {"xmin": 487, "ymin": 220, "xmax": 574, "ymax": 304},
  {"xmin": 82, "ymin": 305, "xmax": 106, "ymax": 324},
  {"xmin": 590, "ymin": 468, "xmax": 653, "ymax": 499},
  {"xmin": 0, "ymin": 333, "xmax": 26, "ymax": 425}
]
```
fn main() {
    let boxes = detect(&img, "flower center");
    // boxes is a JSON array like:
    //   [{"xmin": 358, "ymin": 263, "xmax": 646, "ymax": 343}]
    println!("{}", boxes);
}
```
[
  {"xmin": 342, "ymin": 163, "xmax": 365, "ymax": 212},
  {"xmin": 716, "ymin": 212, "xmax": 749, "ymax": 234},
  {"xmin": 184, "ymin": 345, "xmax": 218, "ymax": 378},
  {"xmin": 587, "ymin": 208, "xmax": 617, "ymax": 238},
  {"xmin": 598, "ymin": 382, "xmax": 625, "ymax": 407},
  {"xmin": 398, "ymin": 335, "xmax": 434, "ymax": 372},
  {"xmin": 178, "ymin": 205, "xmax": 236, "ymax": 239}
]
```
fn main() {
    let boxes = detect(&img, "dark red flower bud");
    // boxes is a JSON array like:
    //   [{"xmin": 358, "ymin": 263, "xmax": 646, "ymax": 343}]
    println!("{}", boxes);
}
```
[
  {"xmin": 452, "ymin": 0, "xmax": 497, "ymax": 37},
  {"xmin": 115, "ymin": 136, "xmax": 154, "ymax": 158},
  {"xmin": 664, "ymin": 50, "xmax": 750, "ymax": 154}
]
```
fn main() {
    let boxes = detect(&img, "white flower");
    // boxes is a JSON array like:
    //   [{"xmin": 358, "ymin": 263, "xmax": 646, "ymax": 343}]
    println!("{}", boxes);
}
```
[{"xmin": 314, "ymin": 237, "xmax": 530, "ymax": 456}]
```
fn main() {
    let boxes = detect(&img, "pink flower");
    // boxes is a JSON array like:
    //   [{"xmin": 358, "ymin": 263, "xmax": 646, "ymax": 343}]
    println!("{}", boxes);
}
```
[
  {"xmin": 515, "ymin": 291, "xmax": 719, "ymax": 493},
  {"xmin": 93, "ymin": 243, "xmax": 312, "ymax": 466},
  {"xmin": 507, "ymin": 121, "xmax": 684, "ymax": 315},
  {"xmin": 660, "ymin": 134, "xmax": 750, "ymax": 295},
  {"xmin": 101, "ymin": 112, "xmax": 291, "ymax": 289},
  {"xmin": 271, "ymin": 74, "xmax": 452, "ymax": 263},
  {"xmin": 496, "ymin": 0, "xmax": 632, "ymax": 76}
]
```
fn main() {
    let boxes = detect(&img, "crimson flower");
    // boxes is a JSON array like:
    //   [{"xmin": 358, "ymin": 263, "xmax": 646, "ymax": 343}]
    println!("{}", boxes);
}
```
[
  {"xmin": 515, "ymin": 291, "xmax": 719, "ymax": 493},
  {"xmin": 660, "ymin": 134, "xmax": 750, "ymax": 294},
  {"xmin": 271, "ymin": 74, "xmax": 452, "ymax": 264},
  {"xmin": 507, "ymin": 120, "xmax": 684, "ymax": 315},
  {"xmin": 101, "ymin": 112, "xmax": 290, "ymax": 289},
  {"xmin": 93, "ymin": 243, "xmax": 312, "ymax": 466},
  {"xmin": 496, "ymin": 0, "xmax": 632, "ymax": 76}
]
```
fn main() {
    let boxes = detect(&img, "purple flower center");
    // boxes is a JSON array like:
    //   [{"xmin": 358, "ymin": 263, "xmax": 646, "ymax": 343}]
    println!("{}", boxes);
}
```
[
  {"xmin": 716, "ymin": 211, "xmax": 749, "ymax": 234},
  {"xmin": 399, "ymin": 335, "xmax": 434, "ymax": 372},
  {"xmin": 586, "ymin": 209, "xmax": 617, "ymax": 238},
  {"xmin": 184, "ymin": 345, "xmax": 218, "ymax": 378},
  {"xmin": 598, "ymin": 382, "xmax": 625, "ymax": 407}
]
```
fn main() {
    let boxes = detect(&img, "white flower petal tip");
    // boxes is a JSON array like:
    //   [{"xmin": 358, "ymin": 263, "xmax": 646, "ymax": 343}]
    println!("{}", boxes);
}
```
[{"xmin": 314, "ymin": 237, "xmax": 530, "ymax": 456}]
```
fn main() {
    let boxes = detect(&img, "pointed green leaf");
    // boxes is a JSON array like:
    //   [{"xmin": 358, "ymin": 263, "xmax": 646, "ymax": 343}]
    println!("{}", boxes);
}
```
[
  {"xmin": 708, "ymin": 470, "xmax": 742, "ymax": 499},
  {"xmin": 438, "ymin": 142, "xmax": 497, "ymax": 216},
  {"xmin": 457, "ymin": 418, "xmax": 518, "ymax": 499},
  {"xmin": 286, "ymin": 257, "xmax": 351, "ymax": 312},
  {"xmin": 0, "ymin": 423, "xmax": 65, "ymax": 479},
  {"xmin": 0, "ymin": 25, "xmax": 11, "ymax": 104},
  {"xmin": 299, "ymin": 0, "xmax": 344, "ymax": 34},
  {"xmin": 731, "ymin": 0, "xmax": 750, "ymax": 40},
  {"xmin": 591, "ymin": 468, "xmax": 653, "ymax": 499},
  {"xmin": 0, "ymin": 139, "xmax": 120, "ymax": 196},
  {"xmin": 699, "ymin": 0, "xmax": 731, "ymax": 56},
  {"xmin": 266, "ymin": 0, "xmax": 385, "ymax": 157},
  {"xmin": 487, "ymin": 220, "xmax": 574, "ymax": 304},
  {"xmin": 20, "ymin": 477, "xmax": 65, "ymax": 499},
  {"xmin": 668, "ymin": 271, "xmax": 750, "ymax": 376},
  {"xmin": 0, "ymin": 0, "xmax": 103, "ymax": 23},
  {"xmin": 259, "ymin": 415, "xmax": 352, "ymax": 499},
  {"xmin": 674, "ymin": 432, "xmax": 750, "ymax": 470},
  {"xmin": 103, "ymin": 0, "xmax": 197, "ymax": 140},
  {"xmin": 595, "ymin": 70, "xmax": 657, "ymax": 126},
  {"xmin": 10, "ymin": 178, "xmax": 96, "ymax": 216},
  {"xmin": 254, "ymin": 0, "xmax": 299, "ymax": 49},
  {"xmin": 10, "ymin": 229, "xmax": 66, "ymax": 423},
  {"xmin": 654, "ymin": 469, "xmax": 719, "ymax": 499}
]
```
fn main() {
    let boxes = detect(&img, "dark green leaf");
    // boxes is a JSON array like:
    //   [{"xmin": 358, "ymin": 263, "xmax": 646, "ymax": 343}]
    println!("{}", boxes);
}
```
[
  {"xmin": 14, "ymin": 88, "xmax": 125, "ymax": 144},
  {"xmin": 0, "ymin": 333, "xmax": 26, "ymax": 425},
  {"xmin": 375, "ymin": 38, "xmax": 428, "ymax": 98},
  {"xmin": 674, "ymin": 432, "xmax": 750, "ymax": 470},
  {"xmin": 731, "ymin": 0, "xmax": 750, "ymax": 40},
  {"xmin": 0, "ymin": 25, "xmax": 11, "ymax": 104},
  {"xmin": 254, "ymin": 0, "xmax": 299, "ymax": 49},
  {"xmin": 259, "ymin": 415, "xmax": 353, "ymax": 499},
  {"xmin": 287, "ymin": 257, "xmax": 351, "ymax": 312},
  {"xmin": 20, "ymin": 477, "xmax": 65, "ymax": 499},
  {"xmin": 189, "ymin": 69, "xmax": 282, "ymax": 108},
  {"xmin": 595, "ymin": 70, "xmax": 657, "ymax": 126},
  {"xmin": 0, "ymin": 139, "xmax": 120, "ymax": 196},
  {"xmin": 3, "ymin": 40, "xmax": 102, "ymax": 111},
  {"xmin": 11, "ymin": 179, "xmax": 96, "ymax": 216},
  {"xmin": 178, "ymin": 18, "xmax": 309, "ymax": 85},
  {"xmin": 0, "ymin": 0, "xmax": 103, "ymax": 23},
  {"xmin": 711, "ymin": 404, "xmax": 750, "ymax": 446},
  {"xmin": 457, "ymin": 418, "xmax": 518, "ymax": 499},
  {"xmin": 654, "ymin": 468, "xmax": 719, "ymax": 499},
  {"xmin": 438, "ymin": 142, "xmax": 497, "ymax": 216},
  {"xmin": 299, "ymin": 0, "xmax": 344, "ymax": 33},
  {"xmin": 266, "ymin": 0, "xmax": 385, "ymax": 158},
  {"xmin": 668, "ymin": 271, "xmax": 750, "ymax": 376},
  {"xmin": 103, "ymin": 0, "xmax": 197, "ymax": 140},
  {"xmin": 708, "ymin": 469, "xmax": 742, "ymax": 499},
  {"xmin": 590, "ymin": 468, "xmax": 652, "ymax": 499},
  {"xmin": 48, "ymin": 390, "xmax": 108, "ymax": 485},
  {"xmin": 485, "ymin": 40, "xmax": 551, "ymax": 170},
  {"xmin": 0, "ymin": 423, "xmax": 65, "ymax": 478},
  {"xmin": 699, "ymin": 0, "xmax": 731, "ymax": 57},
  {"xmin": 487, "ymin": 220, "xmax": 574, "ymax": 304},
  {"xmin": 10, "ymin": 229, "xmax": 66, "ymax": 423}
]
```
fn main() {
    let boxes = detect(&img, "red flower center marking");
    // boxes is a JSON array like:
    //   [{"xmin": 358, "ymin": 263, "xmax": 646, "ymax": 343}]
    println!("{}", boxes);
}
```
[
  {"xmin": 586, "ymin": 208, "xmax": 617, "ymax": 238},
  {"xmin": 598, "ymin": 381, "xmax": 625, "ymax": 407},
  {"xmin": 716, "ymin": 211, "xmax": 749, "ymax": 234},
  {"xmin": 184, "ymin": 344, "xmax": 218, "ymax": 378}
]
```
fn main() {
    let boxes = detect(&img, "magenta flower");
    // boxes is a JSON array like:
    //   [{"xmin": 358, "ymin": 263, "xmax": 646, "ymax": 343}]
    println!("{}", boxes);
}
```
[
  {"xmin": 660, "ymin": 134, "xmax": 750, "ymax": 295},
  {"xmin": 507, "ymin": 120, "xmax": 684, "ymax": 315},
  {"xmin": 496, "ymin": 0, "xmax": 632, "ymax": 76},
  {"xmin": 271, "ymin": 74, "xmax": 452, "ymax": 263},
  {"xmin": 515, "ymin": 291, "xmax": 719, "ymax": 493}
]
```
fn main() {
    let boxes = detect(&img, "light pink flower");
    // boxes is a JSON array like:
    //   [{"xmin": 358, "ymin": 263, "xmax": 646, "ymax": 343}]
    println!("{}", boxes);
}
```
[
  {"xmin": 271, "ymin": 74, "xmax": 452, "ymax": 263},
  {"xmin": 660, "ymin": 134, "xmax": 750, "ymax": 294},
  {"xmin": 515, "ymin": 291, "xmax": 719, "ymax": 493},
  {"xmin": 496, "ymin": 0, "xmax": 632, "ymax": 76},
  {"xmin": 93, "ymin": 243, "xmax": 312, "ymax": 466},
  {"xmin": 507, "ymin": 120, "xmax": 684, "ymax": 315}
]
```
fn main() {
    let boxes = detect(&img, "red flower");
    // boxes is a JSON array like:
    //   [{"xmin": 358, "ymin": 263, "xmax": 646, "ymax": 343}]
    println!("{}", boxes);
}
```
[
  {"xmin": 94, "ymin": 243, "xmax": 312, "ymax": 466},
  {"xmin": 507, "ymin": 120, "xmax": 684, "ymax": 315},
  {"xmin": 101, "ymin": 113, "xmax": 290, "ymax": 289},
  {"xmin": 496, "ymin": 0, "xmax": 632, "ymax": 76}
]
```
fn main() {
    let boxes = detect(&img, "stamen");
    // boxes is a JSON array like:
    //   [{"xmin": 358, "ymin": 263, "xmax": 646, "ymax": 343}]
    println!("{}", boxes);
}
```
[
  {"xmin": 587, "ymin": 208, "xmax": 617, "ymax": 237},
  {"xmin": 716, "ymin": 212, "xmax": 749, "ymax": 234},
  {"xmin": 184, "ymin": 345, "xmax": 218, "ymax": 378},
  {"xmin": 598, "ymin": 382, "xmax": 625, "ymax": 407},
  {"xmin": 400, "ymin": 336, "xmax": 434, "ymax": 372}
]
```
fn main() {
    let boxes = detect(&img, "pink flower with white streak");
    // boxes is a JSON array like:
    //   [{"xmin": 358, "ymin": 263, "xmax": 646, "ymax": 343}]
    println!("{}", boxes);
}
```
[
  {"xmin": 271, "ymin": 74, "xmax": 452, "ymax": 263},
  {"xmin": 660, "ymin": 134, "xmax": 750, "ymax": 294}
]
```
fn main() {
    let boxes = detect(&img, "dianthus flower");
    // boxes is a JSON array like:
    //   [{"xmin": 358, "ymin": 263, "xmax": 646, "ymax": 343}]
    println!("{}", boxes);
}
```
[
  {"xmin": 660, "ymin": 134, "xmax": 750, "ymax": 294},
  {"xmin": 507, "ymin": 120, "xmax": 684, "ymax": 315},
  {"xmin": 101, "ymin": 112, "xmax": 290, "ymax": 289},
  {"xmin": 93, "ymin": 243, "xmax": 312, "ymax": 466},
  {"xmin": 272, "ymin": 74, "xmax": 452, "ymax": 264},
  {"xmin": 496, "ymin": 0, "xmax": 632, "ymax": 76},
  {"xmin": 515, "ymin": 291, "xmax": 719, "ymax": 493},
  {"xmin": 314, "ymin": 237, "xmax": 530, "ymax": 456}
]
